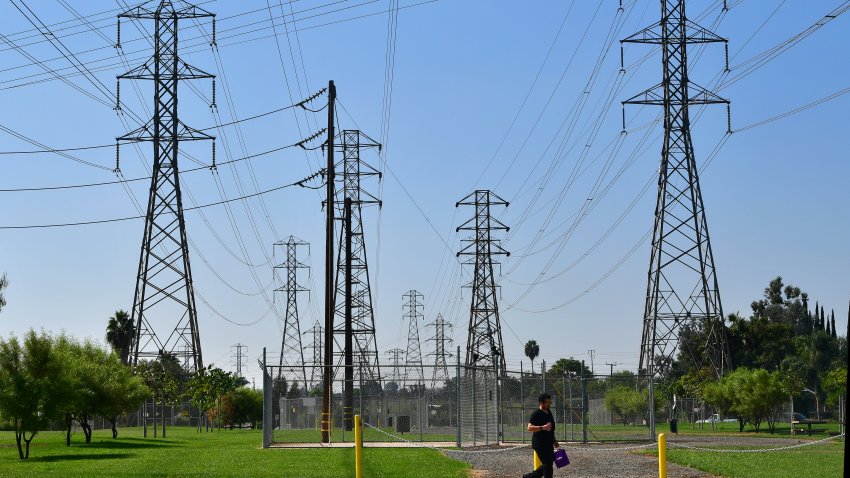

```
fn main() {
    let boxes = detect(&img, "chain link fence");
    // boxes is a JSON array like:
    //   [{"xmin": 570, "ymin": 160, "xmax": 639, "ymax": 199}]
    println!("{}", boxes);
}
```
[{"xmin": 263, "ymin": 358, "xmax": 670, "ymax": 446}]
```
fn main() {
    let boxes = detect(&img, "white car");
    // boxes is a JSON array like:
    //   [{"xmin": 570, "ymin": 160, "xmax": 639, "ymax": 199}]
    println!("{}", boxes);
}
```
[{"xmin": 694, "ymin": 414, "xmax": 737, "ymax": 424}]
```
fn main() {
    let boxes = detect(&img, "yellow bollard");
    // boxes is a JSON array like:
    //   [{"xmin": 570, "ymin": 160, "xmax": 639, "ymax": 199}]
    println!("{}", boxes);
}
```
[
  {"xmin": 354, "ymin": 415, "xmax": 363, "ymax": 478},
  {"xmin": 533, "ymin": 450, "xmax": 541, "ymax": 471},
  {"xmin": 658, "ymin": 433, "xmax": 667, "ymax": 478}
]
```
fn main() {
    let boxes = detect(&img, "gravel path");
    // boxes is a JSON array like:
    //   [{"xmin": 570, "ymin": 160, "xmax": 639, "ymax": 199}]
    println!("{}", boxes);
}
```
[{"xmin": 442, "ymin": 435, "xmax": 824, "ymax": 478}]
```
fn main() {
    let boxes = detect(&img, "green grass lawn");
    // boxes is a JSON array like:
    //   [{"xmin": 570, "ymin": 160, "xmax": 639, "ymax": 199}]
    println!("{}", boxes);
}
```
[
  {"xmin": 0, "ymin": 427, "xmax": 470, "ymax": 477},
  {"xmin": 639, "ymin": 438, "xmax": 845, "ymax": 478}
]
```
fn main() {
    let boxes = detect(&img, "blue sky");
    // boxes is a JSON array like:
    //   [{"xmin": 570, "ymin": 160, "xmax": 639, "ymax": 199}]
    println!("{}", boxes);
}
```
[{"xmin": 0, "ymin": 0, "xmax": 847, "ymax": 386}]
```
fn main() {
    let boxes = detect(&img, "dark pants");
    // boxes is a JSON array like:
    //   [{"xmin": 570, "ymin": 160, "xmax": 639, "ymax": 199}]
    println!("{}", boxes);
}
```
[{"xmin": 527, "ymin": 447, "xmax": 554, "ymax": 478}]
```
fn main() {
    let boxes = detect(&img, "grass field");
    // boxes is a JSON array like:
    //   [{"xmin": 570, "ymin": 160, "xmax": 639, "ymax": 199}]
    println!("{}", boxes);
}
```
[{"xmin": 0, "ymin": 427, "xmax": 470, "ymax": 477}]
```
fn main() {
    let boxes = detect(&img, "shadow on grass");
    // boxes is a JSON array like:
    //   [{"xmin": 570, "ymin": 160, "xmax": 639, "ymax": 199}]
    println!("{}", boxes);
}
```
[
  {"xmin": 85, "ymin": 440, "xmax": 177, "ymax": 450},
  {"xmin": 29, "ymin": 453, "xmax": 134, "ymax": 463}
]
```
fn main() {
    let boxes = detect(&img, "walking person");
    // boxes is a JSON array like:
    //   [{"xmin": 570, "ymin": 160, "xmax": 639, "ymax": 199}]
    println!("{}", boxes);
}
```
[{"xmin": 523, "ymin": 393, "xmax": 560, "ymax": 478}]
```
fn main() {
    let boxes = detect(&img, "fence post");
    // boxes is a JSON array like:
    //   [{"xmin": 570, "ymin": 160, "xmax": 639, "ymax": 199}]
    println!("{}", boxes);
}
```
[
  {"xmin": 456, "ymin": 346, "xmax": 461, "ymax": 448},
  {"xmin": 563, "ymin": 371, "xmax": 567, "ymax": 442},
  {"xmin": 541, "ymin": 359, "xmax": 546, "ymax": 393},
  {"xmin": 419, "ymin": 385, "xmax": 424, "ymax": 442},
  {"xmin": 520, "ymin": 361, "xmax": 525, "ymax": 444},
  {"xmin": 649, "ymin": 374, "xmax": 656, "ymax": 441},
  {"xmin": 495, "ymin": 363, "xmax": 503, "ymax": 443},
  {"xmin": 581, "ymin": 360, "xmax": 588, "ymax": 444},
  {"xmin": 262, "ymin": 347, "xmax": 272, "ymax": 448}
]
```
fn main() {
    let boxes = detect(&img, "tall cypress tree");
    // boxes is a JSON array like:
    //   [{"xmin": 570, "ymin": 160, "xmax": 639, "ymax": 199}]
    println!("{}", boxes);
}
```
[
  {"xmin": 820, "ymin": 306, "xmax": 826, "ymax": 331},
  {"xmin": 830, "ymin": 310, "xmax": 837, "ymax": 338},
  {"xmin": 814, "ymin": 301, "xmax": 820, "ymax": 332}
]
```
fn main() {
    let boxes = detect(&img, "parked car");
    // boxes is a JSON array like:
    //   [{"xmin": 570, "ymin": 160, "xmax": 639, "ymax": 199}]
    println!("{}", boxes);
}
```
[
  {"xmin": 791, "ymin": 413, "xmax": 808, "ymax": 422},
  {"xmin": 695, "ymin": 413, "xmax": 737, "ymax": 424}
]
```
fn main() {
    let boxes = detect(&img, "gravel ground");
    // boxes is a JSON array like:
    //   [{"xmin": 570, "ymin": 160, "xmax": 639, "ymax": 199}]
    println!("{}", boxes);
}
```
[{"xmin": 442, "ymin": 435, "xmax": 822, "ymax": 478}]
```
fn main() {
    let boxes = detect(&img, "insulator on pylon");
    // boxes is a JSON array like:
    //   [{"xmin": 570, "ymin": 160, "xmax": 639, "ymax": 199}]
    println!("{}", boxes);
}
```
[
  {"xmin": 621, "ymin": 107, "xmax": 626, "ymax": 132},
  {"xmin": 726, "ymin": 104, "xmax": 732, "ymax": 134},
  {"xmin": 116, "ymin": 20, "xmax": 121, "ymax": 50},
  {"xmin": 114, "ymin": 143, "xmax": 121, "ymax": 173},
  {"xmin": 115, "ymin": 79, "xmax": 121, "ymax": 111},
  {"xmin": 210, "ymin": 79, "xmax": 216, "ymax": 109},
  {"xmin": 210, "ymin": 141, "xmax": 217, "ymax": 171},
  {"xmin": 211, "ymin": 18, "xmax": 217, "ymax": 48},
  {"xmin": 724, "ymin": 44, "xmax": 730, "ymax": 72},
  {"xmin": 620, "ymin": 44, "xmax": 625, "ymax": 72}
]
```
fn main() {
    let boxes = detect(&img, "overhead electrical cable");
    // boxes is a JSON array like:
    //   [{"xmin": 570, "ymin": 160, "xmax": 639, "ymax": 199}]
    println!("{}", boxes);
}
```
[{"xmin": 0, "ymin": 172, "xmax": 323, "ymax": 230}]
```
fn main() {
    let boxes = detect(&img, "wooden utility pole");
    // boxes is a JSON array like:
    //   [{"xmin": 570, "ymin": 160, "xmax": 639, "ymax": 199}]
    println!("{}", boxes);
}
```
[{"xmin": 321, "ymin": 80, "xmax": 336, "ymax": 444}]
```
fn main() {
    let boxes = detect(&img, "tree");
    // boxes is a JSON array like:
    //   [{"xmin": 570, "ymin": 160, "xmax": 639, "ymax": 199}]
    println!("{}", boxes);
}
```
[
  {"xmin": 821, "ymin": 367, "xmax": 847, "ymax": 409},
  {"xmin": 0, "ymin": 330, "xmax": 71, "ymax": 459},
  {"xmin": 706, "ymin": 368, "xmax": 793, "ymax": 433},
  {"xmin": 222, "ymin": 387, "xmax": 263, "ymax": 429},
  {"xmin": 547, "ymin": 357, "xmax": 592, "ymax": 378},
  {"xmin": 0, "ymin": 273, "xmax": 7, "ymax": 313},
  {"xmin": 524, "ymin": 340, "xmax": 540, "ymax": 376},
  {"xmin": 605, "ymin": 385, "xmax": 645, "ymax": 425},
  {"xmin": 105, "ymin": 310, "xmax": 134, "ymax": 366},
  {"xmin": 99, "ymin": 359, "xmax": 149, "ymax": 438}
]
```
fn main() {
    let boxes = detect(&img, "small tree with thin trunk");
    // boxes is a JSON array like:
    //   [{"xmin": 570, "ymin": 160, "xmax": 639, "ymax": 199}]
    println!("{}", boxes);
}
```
[{"xmin": 0, "ymin": 330, "xmax": 70, "ymax": 459}]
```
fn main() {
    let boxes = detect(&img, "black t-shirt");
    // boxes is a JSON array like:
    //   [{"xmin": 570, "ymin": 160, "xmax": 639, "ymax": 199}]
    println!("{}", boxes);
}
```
[{"xmin": 528, "ymin": 408, "xmax": 555, "ymax": 449}]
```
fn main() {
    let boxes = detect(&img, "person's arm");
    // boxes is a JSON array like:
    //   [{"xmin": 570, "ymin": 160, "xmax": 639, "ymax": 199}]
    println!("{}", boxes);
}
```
[{"xmin": 528, "ymin": 421, "xmax": 551, "ymax": 432}]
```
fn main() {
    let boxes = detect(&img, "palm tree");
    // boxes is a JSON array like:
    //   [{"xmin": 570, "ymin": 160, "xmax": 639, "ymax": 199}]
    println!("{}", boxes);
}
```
[
  {"xmin": 106, "ymin": 309, "xmax": 134, "ymax": 365},
  {"xmin": 524, "ymin": 340, "xmax": 540, "ymax": 376}
]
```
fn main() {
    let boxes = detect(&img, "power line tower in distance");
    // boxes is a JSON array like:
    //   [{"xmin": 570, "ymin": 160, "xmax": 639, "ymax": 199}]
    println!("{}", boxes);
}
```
[
  {"xmin": 273, "ymin": 236, "xmax": 310, "ymax": 394},
  {"xmin": 402, "ymin": 290, "xmax": 425, "ymax": 387},
  {"xmin": 426, "ymin": 313, "xmax": 453, "ymax": 389},
  {"xmin": 118, "ymin": 1, "xmax": 216, "ymax": 372},
  {"xmin": 231, "ymin": 343, "xmax": 247, "ymax": 378},
  {"xmin": 304, "ymin": 321, "xmax": 323, "ymax": 391},
  {"xmin": 386, "ymin": 348, "xmax": 405, "ymax": 385}
]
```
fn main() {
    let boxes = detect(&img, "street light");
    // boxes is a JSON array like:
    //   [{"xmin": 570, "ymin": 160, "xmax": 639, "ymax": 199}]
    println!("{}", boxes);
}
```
[{"xmin": 802, "ymin": 388, "xmax": 820, "ymax": 420}]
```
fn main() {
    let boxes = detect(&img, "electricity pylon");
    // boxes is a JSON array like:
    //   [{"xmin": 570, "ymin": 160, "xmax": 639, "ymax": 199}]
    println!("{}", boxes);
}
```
[
  {"xmin": 118, "ymin": 1, "xmax": 215, "ymax": 371},
  {"xmin": 622, "ymin": 0, "xmax": 731, "ymax": 381},
  {"xmin": 426, "ymin": 314, "xmax": 453, "ymax": 389},
  {"xmin": 304, "ymin": 321, "xmax": 323, "ymax": 390},
  {"xmin": 386, "ymin": 348, "xmax": 405, "ymax": 384},
  {"xmin": 332, "ymin": 129, "xmax": 382, "ymax": 430},
  {"xmin": 231, "ymin": 343, "xmax": 247, "ymax": 378},
  {"xmin": 273, "ymin": 236, "xmax": 309, "ymax": 393},
  {"xmin": 456, "ymin": 190, "xmax": 509, "ymax": 375},
  {"xmin": 402, "ymin": 290, "xmax": 425, "ymax": 387},
  {"xmin": 332, "ymin": 130, "xmax": 382, "ymax": 378}
]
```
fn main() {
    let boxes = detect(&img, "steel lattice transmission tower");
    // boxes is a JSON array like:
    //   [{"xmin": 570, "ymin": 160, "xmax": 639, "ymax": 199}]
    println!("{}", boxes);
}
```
[
  {"xmin": 332, "ymin": 130, "xmax": 383, "ymax": 381},
  {"xmin": 273, "ymin": 236, "xmax": 310, "ymax": 392},
  {"xmin": 426, "ymin": 313, "xmax": 453, "ymax": 389},
  {"xmin": 118, "ymin": 1, "xmax": 215, "ymax": 371},
  {"xmin": 386, "ymin": 348, "xmax": 404, "ymax": 384},
  {"xmin": 622, "ymin": 0, "xmax": 731, "ymax": 380},
  {"xmin": 402, "ymin": 290, "xmax": 425, "ymax": 386},
  {"xmin": 304, "ymin": 321, "xmax": 323, "ymax": 390},
  {"xmin": 456, "ymin": 190, "xmax": 509, "ymax": 375}
]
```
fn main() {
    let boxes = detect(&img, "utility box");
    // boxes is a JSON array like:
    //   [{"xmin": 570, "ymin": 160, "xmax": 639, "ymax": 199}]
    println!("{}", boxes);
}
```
[{"xmin": 396, "ymin": 415, "xmax": 410, "ymax": 434}]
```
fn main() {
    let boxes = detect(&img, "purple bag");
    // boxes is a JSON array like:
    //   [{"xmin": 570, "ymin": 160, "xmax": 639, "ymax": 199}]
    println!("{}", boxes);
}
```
[{"xmin": 554, "ymin": 448, "xmax": 569, "ymax": 468}]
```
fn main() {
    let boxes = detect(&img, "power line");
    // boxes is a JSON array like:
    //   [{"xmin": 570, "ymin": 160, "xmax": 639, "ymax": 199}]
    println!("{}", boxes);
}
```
[
  {"xmin": 0, "ymin": 143, "xmax": 300, "ymax": 192},
  {"xmin": 0, "ymin": 170, "xmax": 324, "ymax": 230}
]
